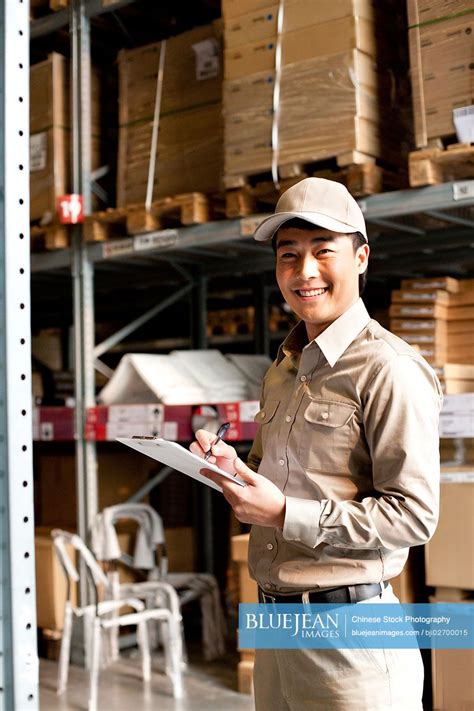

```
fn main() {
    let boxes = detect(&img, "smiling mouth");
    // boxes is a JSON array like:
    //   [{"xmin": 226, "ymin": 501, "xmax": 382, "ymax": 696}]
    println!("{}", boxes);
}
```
[{"xmin": 295, "ymin": 287, "xmax": 329, "ymax": 297}]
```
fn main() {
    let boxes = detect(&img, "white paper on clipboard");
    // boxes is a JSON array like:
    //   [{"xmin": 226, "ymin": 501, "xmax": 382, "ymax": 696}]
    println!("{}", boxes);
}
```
[{"xmin": 116, "ymin": 437, "xmax": 246, "ymax": 493}]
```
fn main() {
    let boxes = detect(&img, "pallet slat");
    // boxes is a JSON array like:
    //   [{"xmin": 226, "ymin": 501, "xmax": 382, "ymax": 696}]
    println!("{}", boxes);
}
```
[{"xmin": 409, "ymin": 143, "xmax": 474, "ymax": 188}]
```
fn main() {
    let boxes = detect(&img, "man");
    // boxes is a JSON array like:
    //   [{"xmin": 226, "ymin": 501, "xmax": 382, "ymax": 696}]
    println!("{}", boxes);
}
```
[{"xmin": 191, "ymin": 178, "xmax": 442, "ymax": 710}]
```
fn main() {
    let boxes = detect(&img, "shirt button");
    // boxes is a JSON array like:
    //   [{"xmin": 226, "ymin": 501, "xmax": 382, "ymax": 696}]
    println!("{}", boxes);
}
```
[
  {"xmin": 300, "ymin": 375, "xmax": 307, "ymax": 382},
  {"xmin": 266, "ymin": 543, "xmax": 274, "ymax": 551},
  {"xmin": 321, "ymin": 412, "xmax": 329, "ymax": 420},
  {"xmin": 285, "ymin": 415, "xmax": 291, "ymax": 422},
  {"xmin": 278, "ymin": 458, "xmax": 285, "ymax": 466}
]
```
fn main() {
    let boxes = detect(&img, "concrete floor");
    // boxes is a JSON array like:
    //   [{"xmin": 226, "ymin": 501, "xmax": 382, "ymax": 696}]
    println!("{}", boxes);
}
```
[{"xmin": 39, "ymin": 652, "xmax": 255, "ymax": 711}]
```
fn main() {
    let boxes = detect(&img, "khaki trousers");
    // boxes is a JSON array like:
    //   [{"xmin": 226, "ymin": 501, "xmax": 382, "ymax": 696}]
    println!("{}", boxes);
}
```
[{"xmin": 253, "ymin": 584, "xmax": 424, "ymax": 711}]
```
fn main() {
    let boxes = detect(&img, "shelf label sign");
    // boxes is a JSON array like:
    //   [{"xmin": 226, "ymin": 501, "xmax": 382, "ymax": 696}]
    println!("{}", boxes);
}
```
[
  {"xmin": 102, "ymin": 238, "xmax": 134, "ymax": 259},
  {"xmin": 30, "ymin": 131, "xmax": 47, "ymax": 172},
  {"xmin": 134, "ymin": 230, "xmax": 178, "ymax": 252},
  {"xmin": 453, "ymin": 180, "xmax": 474, "ymax": 201},
  {"xmin": 57, "ymin": 194, "xmax": 84, "ymax": 224}
]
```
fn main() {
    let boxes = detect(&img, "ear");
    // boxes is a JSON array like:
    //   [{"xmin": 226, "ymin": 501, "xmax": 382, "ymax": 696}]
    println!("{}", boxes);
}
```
[{"xmin": 357, "ymin": 244, "xmax": 370, "ymax": 274}]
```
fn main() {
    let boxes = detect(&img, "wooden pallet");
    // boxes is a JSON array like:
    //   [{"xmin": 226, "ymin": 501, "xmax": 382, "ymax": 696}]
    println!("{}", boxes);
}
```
[
  {"xmin": 83, "ymin": 192, "xmax": 215, "ymax": 242},
  {"xmin": 409, "ymin": 142, "xmax": 474, "ymax": 188},
  {"xmin": 30, "ymin": 224, "xmax": 69, "ymax": 251},
  {"xmin": 30, "ymin": 0, "xmax": 68, "ymax": 18},
  {"xmin": 225, "ymin": 158, "xmax": 405, "ymax": 219}
]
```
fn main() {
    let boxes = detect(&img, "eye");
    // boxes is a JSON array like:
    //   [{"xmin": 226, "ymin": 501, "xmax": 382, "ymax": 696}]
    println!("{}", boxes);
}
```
[
  {"xmin": 278, "ymin": 251, "xmax": 297, "ymax": 260},
  {"xmin": 316, "ymin": 248, "xmax": 333, "ymax": 256}
]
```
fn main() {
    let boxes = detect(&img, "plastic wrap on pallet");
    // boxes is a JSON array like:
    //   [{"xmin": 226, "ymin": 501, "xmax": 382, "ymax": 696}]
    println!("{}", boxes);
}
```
[{"xmin": 224, "ymin": 51, "xmax": 397, "ymax": 179}]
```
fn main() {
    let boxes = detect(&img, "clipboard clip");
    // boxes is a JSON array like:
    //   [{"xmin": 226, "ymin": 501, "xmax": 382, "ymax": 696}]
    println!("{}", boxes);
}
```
[{"xmin": 131, "ymin": 435, "xmax": 159, "ymax": 440}]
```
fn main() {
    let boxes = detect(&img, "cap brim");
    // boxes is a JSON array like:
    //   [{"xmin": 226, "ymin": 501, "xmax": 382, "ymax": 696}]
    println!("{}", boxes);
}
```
[{"xmin": 253, "ymin": 211, "xmax": 367, "ymax": 242}]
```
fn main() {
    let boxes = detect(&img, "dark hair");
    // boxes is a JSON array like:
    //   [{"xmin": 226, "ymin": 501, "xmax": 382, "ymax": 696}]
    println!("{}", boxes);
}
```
[{"xmin": 271, "ymin": 218, "xmax": 368, "ymax": 295}]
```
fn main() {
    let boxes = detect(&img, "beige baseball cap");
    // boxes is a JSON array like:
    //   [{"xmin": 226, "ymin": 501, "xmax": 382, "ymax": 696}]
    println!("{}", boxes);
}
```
[{"xmin": 253, "ymin": 177, "xmax": 368, "ymax": 242}]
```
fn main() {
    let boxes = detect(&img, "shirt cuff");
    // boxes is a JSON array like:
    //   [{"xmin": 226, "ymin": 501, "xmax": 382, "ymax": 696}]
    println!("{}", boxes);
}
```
[{"xmin": 282, "ymin": 496, "xmax": 322, "ymax": 548}]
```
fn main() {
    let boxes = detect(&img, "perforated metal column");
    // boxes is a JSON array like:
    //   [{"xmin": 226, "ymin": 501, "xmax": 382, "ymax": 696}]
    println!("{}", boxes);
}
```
[{"xmin": 0, "ymin": 0, "xmax": 39, "ymax": 708}]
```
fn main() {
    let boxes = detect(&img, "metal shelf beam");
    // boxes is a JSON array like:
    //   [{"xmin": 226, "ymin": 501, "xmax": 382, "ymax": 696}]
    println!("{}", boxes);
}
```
[{"xmin": 30, "ymin": 0, "xmax": 136, "ymax": 39}]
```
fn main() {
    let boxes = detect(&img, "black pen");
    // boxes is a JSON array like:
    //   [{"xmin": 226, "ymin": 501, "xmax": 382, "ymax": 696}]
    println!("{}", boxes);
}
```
[{"xmin": 204, "ymin": 422, "xmax": 231, "ymax": 461}]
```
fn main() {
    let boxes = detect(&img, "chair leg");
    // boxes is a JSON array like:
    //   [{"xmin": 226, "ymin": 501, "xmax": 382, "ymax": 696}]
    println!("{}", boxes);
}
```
[
  {"xmin": 57, "ymin": 604, "xmax": 73, "ymax": 695},
  {"xmin": 167, "ymin": 616, "xmax": 184, "ymax": 699},
  {"xmin": 137, "ymin": 620, "xmax": 151, "ymax": 683},
  {"xmin": 88, "ymin": 618, "xmax": 102, "ymax": 711}
]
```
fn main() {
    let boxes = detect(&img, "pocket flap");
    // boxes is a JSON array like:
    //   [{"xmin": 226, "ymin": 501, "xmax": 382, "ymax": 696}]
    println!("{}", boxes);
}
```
[
  {"xmin": 254, "ymin": 399, "xmax": 280, "ymax": 424},
  {"xmin": 303, "ymin": 399, "xmax": 355, "ymax": 428}
]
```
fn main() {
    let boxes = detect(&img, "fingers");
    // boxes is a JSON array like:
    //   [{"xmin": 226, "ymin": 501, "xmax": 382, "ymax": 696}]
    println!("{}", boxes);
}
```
[
  {"xmin": 190, "ymin": 441, "xmax": 208, "ymax": 460},
  {"xmin": 194, "ymin": 428, "xmax": 237, "ymax": 460},
  {"xmin": 233, "ymin": 458, "xmax": 258, "ymax": 484}
]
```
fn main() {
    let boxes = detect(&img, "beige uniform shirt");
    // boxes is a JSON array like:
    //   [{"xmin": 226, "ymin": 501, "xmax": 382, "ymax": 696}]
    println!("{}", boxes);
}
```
[{"xmin": 247, "ymin": 298, "xmax": 443, "ymax": 594}]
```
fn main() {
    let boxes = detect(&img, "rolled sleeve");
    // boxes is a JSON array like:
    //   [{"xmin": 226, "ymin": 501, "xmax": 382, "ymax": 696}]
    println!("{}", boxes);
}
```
[{"xmin": 282, "ymin": 496, "xmax": 322, "ymax": 547}]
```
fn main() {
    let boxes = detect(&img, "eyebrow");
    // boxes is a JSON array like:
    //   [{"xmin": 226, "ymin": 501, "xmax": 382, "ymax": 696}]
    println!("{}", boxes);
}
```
[{"xmin": 276, "ymin": 236, "xmax": 337, "ymax": 249}]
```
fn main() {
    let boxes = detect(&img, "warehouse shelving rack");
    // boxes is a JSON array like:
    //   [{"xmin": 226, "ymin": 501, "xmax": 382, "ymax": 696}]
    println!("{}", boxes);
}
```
[
  {"xmin": 1, "ymin": 1, "xmax": 38, "ymax": 708},
  {"xmin": 29, "ymin": 2, "xmax": 474, "ymax": 604}
]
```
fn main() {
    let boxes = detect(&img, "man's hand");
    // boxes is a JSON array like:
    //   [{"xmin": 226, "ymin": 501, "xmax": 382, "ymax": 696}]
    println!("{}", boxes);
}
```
[
  {"xmin": 206, "ymin": 458, "xmax": 286, "ymax": 528},
  {"xmin": 190, "ymin": 428, "xmax": 238, "ymax": 475},
  {"xmin": 190, "ymin": 431, "xmax": 286, "ymax": 528}
]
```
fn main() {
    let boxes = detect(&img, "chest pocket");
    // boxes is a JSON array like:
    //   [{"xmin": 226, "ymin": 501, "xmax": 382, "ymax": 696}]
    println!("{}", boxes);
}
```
[
  {"xmin": 298, "ymin": 399, "xmax": 357, "ymax": 473},
  {"xmin": 254, "ymin": 399, "xmax": 280, "ymax": 451}
]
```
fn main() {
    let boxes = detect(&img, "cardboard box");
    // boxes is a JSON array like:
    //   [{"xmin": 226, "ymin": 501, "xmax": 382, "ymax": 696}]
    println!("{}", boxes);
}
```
[
  {"xmin": 401, "ymin": 276, "xmax": 461, "ymax": 293},
  {"xmin": 431, "ymin": 648, "xmax": 474, "ymax": 711},
  {"xmin": 231, "ymin": 533, "xmax": 258, "ymax": 604},
  {"xmin": 117, "ymin": 102, "xmax": 222, "ymax": 206},
  {"xmin": 117, "ymin": 24, "xmax": 223, "ymax": 206},
  {"xmin": 224, "ymin": 0, "xmax": 376, "ymax": 49},
  {"xmin": 424, "ymin": 466, "xmax": 474, "ymax": 589},
  {"xmin": 224, "ymin": 50, "xmax": 391, "ymax": 179},
  {"xmin": 35, "ymin": 528, "xmax": 77, "ymax": 630},
  {"xmin": 222, "ymin": 0, "xmax": 374, "ymax": 21},
  {"xmin": 117, "ymin": 22, "xmax": 222, "ymax": 121},
  {"xmin": 439, "ymin": 379, "xmax": 474, "ymax": 394},
  {"xmin": 392, "ymin": 290, "xmax": 474, "ymax": 307},
  {"xmin": 224, "ymin": 17, "xmax": 376, "ymax": 80},
  {"xmin": 407, "ymin": 0, "xmax": 473, "ymax": 25},
  {"xmin": 389, "ymin": 304, "xmax": 474, "ymax": 320},
  {"xmin": 408, "ymin": 12, "xmax": 474, "ymax": 145},
  {"xmin": 222, "ymin": 0, "xmax": 273, "ymax": 19},
  {"xmin": 390, "ymin": 546, "xmax": 425, "ymax": 603},
  {"xmin": 224, "ymin": 5, "xmax": 279, "ymax": 48},
  {"xmin": 390, "ymin": 319, "xmax": 474, "ymax": 335},
  {"xmin": 36, "ymin": 451, "xmax": 154, "ymax": 529},
  {"xmin": 30, "ymin": 53, "xmax": 101, "ymax": 221}
]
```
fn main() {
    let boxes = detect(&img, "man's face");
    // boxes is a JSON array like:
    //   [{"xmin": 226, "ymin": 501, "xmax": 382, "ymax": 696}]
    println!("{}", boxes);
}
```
[{"xmin": 275, "ymin": 226, "xmax": 369, "ymax": 340}]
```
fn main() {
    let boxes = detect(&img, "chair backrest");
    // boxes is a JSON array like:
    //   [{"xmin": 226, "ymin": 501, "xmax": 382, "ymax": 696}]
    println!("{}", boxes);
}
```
[
  {"xmin": 91, "ymin": 503, "xmax": 167, "ymax": 575},
  {"xmin": 51, "ymin": 529, "xmax": 109, "ymax": 601}
]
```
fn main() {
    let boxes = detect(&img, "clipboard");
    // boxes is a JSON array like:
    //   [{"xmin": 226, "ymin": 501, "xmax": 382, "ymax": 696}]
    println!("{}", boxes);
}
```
[{"xmin": 116, "ymin": 437, "xmax": 247, "ymax": 493}]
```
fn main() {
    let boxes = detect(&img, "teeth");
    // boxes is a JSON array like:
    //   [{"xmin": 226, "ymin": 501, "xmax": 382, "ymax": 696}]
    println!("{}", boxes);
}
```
[{"xmin": 298, "ymin": 288, "xmax": 327, "ymax": 297}]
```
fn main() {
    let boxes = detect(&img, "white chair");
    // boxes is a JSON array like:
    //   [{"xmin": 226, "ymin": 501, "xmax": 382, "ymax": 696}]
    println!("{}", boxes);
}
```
[
  {"xmin": 51, "ymin": 529, "xmax": 184, "ymax": 711},
  {"xmin": 91, "ymin": 503, "xmax": 226, "ymax": 662}
]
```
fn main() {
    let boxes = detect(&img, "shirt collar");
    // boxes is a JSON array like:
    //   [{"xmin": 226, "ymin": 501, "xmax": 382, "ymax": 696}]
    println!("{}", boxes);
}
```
[
  {"xmin": 277, "ymin": 298, "xmax": 371, "ymax": 368},
  {"xmin": 315, "ymin": 298, "xmax": 371, "ymax": 367},
  {"xmin": 277, "ymin": 320, "xmax": 309, "ymax": 366}
]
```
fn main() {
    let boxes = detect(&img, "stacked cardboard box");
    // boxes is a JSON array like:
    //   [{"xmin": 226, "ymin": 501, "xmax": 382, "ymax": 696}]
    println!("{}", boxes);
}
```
[
  {"xmin": 407, "ymin": 0, "xmax": 474, "ymax": 147},
  {"xmin": 389, "ymin": 277, "xmax": 474, "ymax": 375},
  {"xmin": 30, "ymin": 53, "xmax": 101, "ymax": 221},
  {"xmin": 425, "ymin": 464, "xmax": 474, "ymax": 710},
  {"xmin": 223, "ymin": 0, "xmax": 408, "ymax": 183},
  {"xmin": 117, "ymin": 23, "xmax": 223, "ymax": 207}
]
